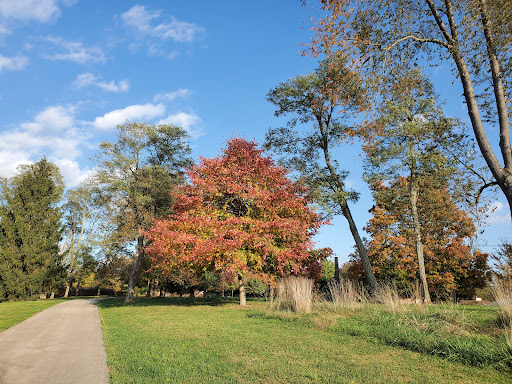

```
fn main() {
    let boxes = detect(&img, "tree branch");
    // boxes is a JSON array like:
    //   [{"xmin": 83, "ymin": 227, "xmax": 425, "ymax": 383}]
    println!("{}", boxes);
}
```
[{"xmin": 382, "ymin": 34, "xmax": 449, "ymax": 51}]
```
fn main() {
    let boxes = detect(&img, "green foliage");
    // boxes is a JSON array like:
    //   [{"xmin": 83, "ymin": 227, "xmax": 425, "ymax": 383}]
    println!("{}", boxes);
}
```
[
  {"xmin": 0, "ymin": 158, "xmax": 66, "ymax": 301},
  {"xmin": 246, "ymin": 278, "xmax": 266, "ymax": 296}
]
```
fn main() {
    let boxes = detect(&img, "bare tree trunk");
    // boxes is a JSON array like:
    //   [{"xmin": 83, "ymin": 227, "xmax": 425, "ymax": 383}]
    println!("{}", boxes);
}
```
[
  {"xmin": 125, "ymin": 236, "xmax": 146, "ymax": 303},
  {"xmin": 410, "ymin": 177, "xmax": 431, "ymax": 304},
  {"xmin": 239, "ymin": 275, "xmax": 246, "ymax": 306},
  {"xmin": 145, "ymin": 278, "xmax": 152, "ymax": 298}
]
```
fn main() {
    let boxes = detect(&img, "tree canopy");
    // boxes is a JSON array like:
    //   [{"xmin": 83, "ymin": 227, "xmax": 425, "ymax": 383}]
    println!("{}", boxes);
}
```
[
  {"xmin": 306, "ymin": 0, "xmax": 512, "ymax": 221},
  {"xmin": 94, "ymin": 121, "xmax": 192, "ymax": 302},
  {"xmin": 0, "ymin": 158, "xmax": 65, "ymax": 300},
  {"xmin": 146, "ymin": 138, "xmax": 326, "ymax": 305}
]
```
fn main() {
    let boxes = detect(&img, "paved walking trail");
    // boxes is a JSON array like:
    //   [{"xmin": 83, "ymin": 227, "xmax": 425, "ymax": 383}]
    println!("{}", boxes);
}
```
[{"xmin": 0, "ymin": 298, "xmax": 109, "ymax": 384}]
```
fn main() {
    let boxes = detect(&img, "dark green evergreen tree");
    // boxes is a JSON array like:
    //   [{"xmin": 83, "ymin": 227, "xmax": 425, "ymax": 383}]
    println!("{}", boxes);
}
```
[{"xmin": 0, "ymin": 158, "xmax": 65, "ymax": 300}]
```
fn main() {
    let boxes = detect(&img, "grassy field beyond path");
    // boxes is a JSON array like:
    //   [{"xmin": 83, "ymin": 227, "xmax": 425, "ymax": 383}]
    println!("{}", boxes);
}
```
[
  {"xmin": 0, "ymin": 299, "xmax": 66, "ymax": 332},
  {"xmin": 98, "ymin": 297, "xmax": 509, "ymax": 384}
]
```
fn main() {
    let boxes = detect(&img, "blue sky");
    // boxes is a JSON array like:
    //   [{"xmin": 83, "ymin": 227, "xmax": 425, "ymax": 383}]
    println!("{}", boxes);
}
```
[{"xmin": 0, "ymin": 0, "xmax": 510, "ymax": 263}]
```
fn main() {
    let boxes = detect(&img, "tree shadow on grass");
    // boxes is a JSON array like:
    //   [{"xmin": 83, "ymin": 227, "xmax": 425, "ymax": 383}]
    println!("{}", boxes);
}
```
[{"xmin": 97, "ymin": 296, "xmax": 241, "ymax": 309}]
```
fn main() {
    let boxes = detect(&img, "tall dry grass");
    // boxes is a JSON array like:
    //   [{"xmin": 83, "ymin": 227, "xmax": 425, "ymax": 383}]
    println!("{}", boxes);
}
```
[
  {"xmin": 274, "ymin": 276, "xmax": 314, "ymax": 313},
  {"xmin": 328, "ymin": 279, "xmax": 367, "ymax": 310},
  {"xmin": 493, "ymin": 280, "xmax": 512, "ymax": 349}
]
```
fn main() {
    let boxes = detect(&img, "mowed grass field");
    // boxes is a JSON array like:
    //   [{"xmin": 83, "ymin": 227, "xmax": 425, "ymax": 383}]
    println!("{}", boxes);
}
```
[
  {"xmin": 0, "ymin": 299, "xmax": 67, "ymax": 331},
  {"xmin": 97, "ymin": 297, "xmax": 511, "ymax": 384}
]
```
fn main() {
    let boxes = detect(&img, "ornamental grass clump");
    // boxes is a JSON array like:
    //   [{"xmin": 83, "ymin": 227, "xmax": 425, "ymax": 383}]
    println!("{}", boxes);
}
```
[
  {"xmin": 328, "ymin": 279, "xmax": 367, "ymax": 310},
  {"xmin": 276, "ymin": 276, "xmax": 314, "ymax": 313},
  {"xmin": 493, "ymin": 280, "xmax": 512, "ymax": 350}
]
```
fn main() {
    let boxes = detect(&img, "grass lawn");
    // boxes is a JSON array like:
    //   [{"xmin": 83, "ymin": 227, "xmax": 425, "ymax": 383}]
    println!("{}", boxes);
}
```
[
  {"xmin": 0, "ymin": 299, "xmax": 67, "ymax": 331},
  {"xmin": 98, "ymin": 297, "xmax": 511, "ymax": 384}
]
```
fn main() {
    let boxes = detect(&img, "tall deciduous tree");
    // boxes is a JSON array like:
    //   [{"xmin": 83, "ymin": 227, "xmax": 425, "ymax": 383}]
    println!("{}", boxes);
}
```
[
  {"xmin": 0, "ymin": 158, "xmax": 65, "ymax": 300},
  {"xmin": 306, "ymin": 0, "xmax": 512, "ymax": 221},
  {"xmin": 264, "ymin": 58, "xmax": 379, "ymax": 293},
  {"xmin": 364, "ymin": 69, "xmax": 478, "ymax": 302},
  {"xmin": 146, "ymin": 138, "xmax": 325, "ymax": 305},
  {"xmin": 94, "ymin": 122, "xmax": 192, "ymax": 303},
  {"xmin": 61, "ymin": 179, "xmax": 107, "ymax": 297}
]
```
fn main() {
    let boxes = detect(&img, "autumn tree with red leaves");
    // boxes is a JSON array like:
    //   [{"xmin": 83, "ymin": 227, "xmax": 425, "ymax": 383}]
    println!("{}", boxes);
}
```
[{"xmin": 146, "ymin": 138, "xmax": 326, "ymax": 305}]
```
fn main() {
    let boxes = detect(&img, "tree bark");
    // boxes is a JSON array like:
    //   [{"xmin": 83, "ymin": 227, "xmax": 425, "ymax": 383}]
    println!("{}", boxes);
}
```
[
  {"xmin": 63, "ymin": 282, "xmax": 70, "ymax": 299},
  {"xmin": 239, "ymin": 275, "xmax": 247, "ymax": 306},
  {"xmin": 125, "ymin": 236, "xmax": 146, "ymax": 303},
  {"xmin": 432, "ymin": 0, "xmax": 512, "ymax": 222},
  {"xmin": 409, "ymin": 176, "xmax": 431, "ymax": 304}
]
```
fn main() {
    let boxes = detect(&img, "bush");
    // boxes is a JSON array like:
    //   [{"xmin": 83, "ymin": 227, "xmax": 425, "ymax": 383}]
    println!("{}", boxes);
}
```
[{"xmin": 246, "ymin": 278, "xmax": 266, "ymax": 296}]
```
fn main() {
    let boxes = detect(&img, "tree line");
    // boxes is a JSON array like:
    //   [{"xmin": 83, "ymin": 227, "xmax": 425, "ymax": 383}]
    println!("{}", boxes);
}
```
[{"xmin": 1, "ymin": 0, "xmax": 511, "ymax": 303}]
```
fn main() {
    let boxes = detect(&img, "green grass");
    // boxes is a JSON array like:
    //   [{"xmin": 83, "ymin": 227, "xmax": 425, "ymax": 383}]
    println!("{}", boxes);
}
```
[
  {"xmin": 0, "ymin": 299, "xmax": 67, "ymax": 331},
  {"xmin": 98, "ymin": 297, "xmax": 511, "ymax": 383}
]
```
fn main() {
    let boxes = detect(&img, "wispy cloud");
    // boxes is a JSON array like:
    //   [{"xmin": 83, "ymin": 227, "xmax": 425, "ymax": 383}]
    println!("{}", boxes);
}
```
[
  {"xmin": 121, "ymin": 5, "xmax": 204, "ymax": 43},
  {"xmin": 153, "ymin": 89, "xmax": 190, "ymax": 102},
  {"xmin": 158, "ymin": 112, "xmax": 203, "ymax": 138},
  {"xmin": 92, "ymin": 103, "xmax": 166, "ymax": 130},
  {"xmin": 43, "ymin": 36, "xmax": 105, "ymax": 64},
  {"xmin": 120, "ymin": 5, "xmax": 204, "ymax": 57},
  {"xmin": 0, "ymin": 53, "xmax": 28, "ymax": 71},
  {"xmin": 0, "ymin": 0, "xmax": 75, "ymax": 34},
  {"xmin": 73, "ymin": 73, "xmax": 129, "ymax": 93}
]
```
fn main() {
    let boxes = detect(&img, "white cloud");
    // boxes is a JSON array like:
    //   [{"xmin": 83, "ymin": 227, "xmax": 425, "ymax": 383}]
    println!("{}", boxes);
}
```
[
  {"xmin": 121, "ymin": 5, "xmax": 204, "ymax": 43},
  {"xmin": 158, "ymin": 112, "xmax": 203, "ymax": 138},
  {"xmin": 43, "ymin": 36, "xmax": 105, "ymax": 64},
  {"xmin": 0, "ymin": 0, "xmax": 75, "ymax": 34},
  {"xmin": 0, "ymin": 0, "xmax": 61, "ymax": 23},
  {"xmin": 0, "ymin": 104, "xmax": 91, "ymax": 186},
  {"xmin": 0, "ymin": 54, "xmax": 28, "ymax": 71},
  {"xmin": 0, "ymin": 149, "xmax": 31, "ymax": 178},
  {"xmin": 153, "ymin": 89, "xmax": 190, "ymax": 102},
  {"xmin": 20, "ymin": 105, "xmax": 74, "ymax": 134},
  {"xmin": 73, "ymin": 73, "xmax": 129, "ymax": 93},
  {"xmin": 52, "ymin": 158, "xmax": 92, "ymax": 188},
  {"xmin": 92, "ymin": 103, "xmax": 166, "ymax": 130},
  {"xmin": 487, "ymin": 201, "xmax": 510, "ymax": 225}
]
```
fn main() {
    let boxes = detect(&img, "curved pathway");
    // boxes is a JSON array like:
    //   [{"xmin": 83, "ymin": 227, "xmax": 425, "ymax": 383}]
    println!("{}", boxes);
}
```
[{"xmin": 0, "ymin": 298, "xmax": 109, "ymax": 384}]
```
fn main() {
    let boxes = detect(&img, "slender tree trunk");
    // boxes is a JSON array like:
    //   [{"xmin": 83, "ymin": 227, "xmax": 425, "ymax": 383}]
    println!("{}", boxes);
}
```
[
  {"xmin": 409, "ymin": 177, "xmax": 431, "ymax": 304},
  {"xmin": 239, "ymin": 275, "xmax": 246, "ymax": 306},
  {"xmin": 63, "ymin": 282, "xmax": 70, "ymax": 299},
  {"xmin": 319, "ymin": 133, "xmax": 379, "ymax": 294},
  {"xmin": 97, "ymin": 286, "xmax": 101, "ymax": 296},
  {"xmin": 340, "ymin": 204, "xmax": 379, "ymax": 293},
  {"xmin": 145, "ymin": 278, "xmax": 152, "ymax": 298},
  {"xmin": 125, "ymin": 236, "xmax": 146, "ymax": 303}
]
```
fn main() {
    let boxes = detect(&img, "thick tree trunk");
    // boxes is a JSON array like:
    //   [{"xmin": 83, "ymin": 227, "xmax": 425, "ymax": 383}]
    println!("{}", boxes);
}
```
[
  {"xmin": 125, "ymin": 236, "xmax": 146, "ymax": 303},
  {"xmin": 239, "ymin": 275, "xmax": 246, "ymax": 306},
  {"xmin": 409, "ymin": 178, "xmax": 431, "ymax": 304},
  {"xmin": 97, "ymin": 286, "xmax": 101, "ymax": 296},
  {"xmin": 63, "ymin": 282, "xmax": 70, "ymax": 299},
  {"xmin": 436, "ymin": 2, "xmax": 512, "ymax": 222}
]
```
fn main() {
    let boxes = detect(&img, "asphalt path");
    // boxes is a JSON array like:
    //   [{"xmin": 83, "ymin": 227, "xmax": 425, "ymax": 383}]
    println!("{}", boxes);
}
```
[{"xmin": 0, "ymin": 298, "xmax": 109, "ymax": 384}]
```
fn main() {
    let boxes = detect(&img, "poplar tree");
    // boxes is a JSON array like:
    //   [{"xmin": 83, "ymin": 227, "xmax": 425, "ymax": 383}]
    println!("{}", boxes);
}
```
[{"xmin": 0, "ymin": 158, "xmax": 65, "ymax": 300}]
